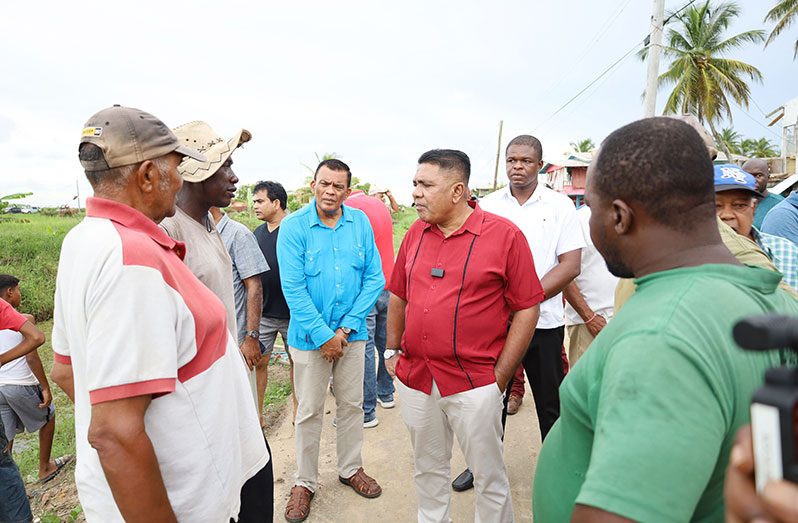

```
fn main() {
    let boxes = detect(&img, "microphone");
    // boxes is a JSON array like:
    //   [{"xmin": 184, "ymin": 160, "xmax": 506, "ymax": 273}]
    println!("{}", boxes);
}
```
[{"xmin": 733, "ymin": 315, "xmax": 798, "ymax": 352}]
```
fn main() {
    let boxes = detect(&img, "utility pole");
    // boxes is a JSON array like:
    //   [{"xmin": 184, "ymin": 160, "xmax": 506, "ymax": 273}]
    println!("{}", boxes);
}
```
[
  {"xmin": 75, "ymin": 179, "xmax": 81, "ymax": 212},
  {"xmin": 643, "ymin": 0, "xmax": 666, "ymax": 117},
  {"xmin": 492, "ymin": 120, "xmax": 504, "ymax": 191}
]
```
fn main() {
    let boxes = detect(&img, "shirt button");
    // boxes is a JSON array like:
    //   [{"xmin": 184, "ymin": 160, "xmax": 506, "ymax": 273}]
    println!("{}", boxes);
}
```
[
  {"xmin": 431, "ymin": 285, "xmax": 436, "ymax": 290},
  {"xmin": 423, "ymin": 308, "xmax": 429, "ymax": 313},
  {"xmin": 423, "ymin": 335, "xmax": 427, "ymax": 340},
  {"xmin": 335, "ymin": 266, "xmax": 339, "ymax": 270}
]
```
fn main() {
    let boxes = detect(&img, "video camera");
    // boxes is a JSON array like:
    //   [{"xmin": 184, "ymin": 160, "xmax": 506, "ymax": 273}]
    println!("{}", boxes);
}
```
[{"xmin": 734, "ymin": 315, "xmax": 798, "ymax": 492}]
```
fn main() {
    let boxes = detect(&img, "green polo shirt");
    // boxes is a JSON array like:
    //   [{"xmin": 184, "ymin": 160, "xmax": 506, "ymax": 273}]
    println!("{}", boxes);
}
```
[{"xmin": 534, "ymin": 264, "xmax": 798, "ymax": 522}]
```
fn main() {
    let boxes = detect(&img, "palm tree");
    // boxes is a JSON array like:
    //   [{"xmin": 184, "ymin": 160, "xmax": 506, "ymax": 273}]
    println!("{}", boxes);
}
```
[
  {"xmin": 718, "ymin": 127, "xmax": 742, "ymax": 154},
  {"xmin": 570, "ymin": 139, "xmax": 595, "ymax": 153},
  {"xmin": 741, "ymin": 137, "xmax": 780, "ymax": 157},
  {"xmin": 764, "ymin": 0, "xmax": 798, "ymax": 59},
  {"xmin": 656, "ymin": 1, "xmax": 765, "ymax": 147}
]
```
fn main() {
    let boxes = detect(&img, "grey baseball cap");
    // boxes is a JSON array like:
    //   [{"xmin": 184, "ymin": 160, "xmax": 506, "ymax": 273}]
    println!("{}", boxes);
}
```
[{"xmin": 79, "ymin": 105, "xmax": 206, "ymax": 172}]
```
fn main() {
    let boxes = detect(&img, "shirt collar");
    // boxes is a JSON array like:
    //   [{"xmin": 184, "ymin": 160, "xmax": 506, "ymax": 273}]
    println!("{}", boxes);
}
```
[
  {"xmin": 422, "ymin": 200, "xmax": 484, "ymax": 237},
  {"xmin": 216, "ymin": 213, "xmax": 230, "ymax": 232},
  {"xmin": 86, "ymin": 197, "xmax": 186, "ymax": 259},
  {"xmin": 307, "ymin": 198, "xmax": 354, "ymax": 228},
  {"xmin": 500, "ymin": 182, "xmax": 545, "ymax": 205}
]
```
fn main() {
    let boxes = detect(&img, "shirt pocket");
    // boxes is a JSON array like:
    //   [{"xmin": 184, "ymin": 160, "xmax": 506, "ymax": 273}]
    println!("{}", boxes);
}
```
[
  {"xmin": 304, "ymin": 249, "xmax": 321, "ymax": 277},
  {"xmin": 350, "ymin": 244, "xmax": 366, "ymax": 270}
]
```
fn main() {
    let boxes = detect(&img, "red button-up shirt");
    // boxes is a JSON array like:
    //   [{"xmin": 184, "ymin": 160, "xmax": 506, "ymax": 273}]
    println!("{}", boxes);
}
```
[{"xmin": 390, "ymin": 202, "xmax": 544, "ymax": 397}]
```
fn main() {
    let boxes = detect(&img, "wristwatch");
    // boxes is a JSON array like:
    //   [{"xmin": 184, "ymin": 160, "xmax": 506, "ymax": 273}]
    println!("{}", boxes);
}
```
[
  {"xmin": 246, "ymin": 330, "xmax": 259, "ymax": 340},
  {"xmin": 384, "ymin": 348, "xmax": 401, "ymax": 360},
  {"xmin": 340, "ymin": 327, "xmax": 352, "ymax": 338}
]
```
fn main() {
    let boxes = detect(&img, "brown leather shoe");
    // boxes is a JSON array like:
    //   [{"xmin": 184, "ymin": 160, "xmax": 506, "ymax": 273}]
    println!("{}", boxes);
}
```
[
  {"xmin": 339, "ymin": 467, "xmax": 382, "ymax": 498},
  {"xmin": 285, "ymin": 485, "xmax": 314, "ymax": 522},
  {"xmin": 507, "ymin": 394, "xmax": 523, "ymax": 415}
]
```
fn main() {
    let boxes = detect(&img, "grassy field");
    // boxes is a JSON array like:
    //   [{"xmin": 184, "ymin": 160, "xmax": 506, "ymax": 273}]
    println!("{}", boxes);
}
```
[{"xmin": 0, "ymin": 214, "xmax": 83, "ymax": 321}]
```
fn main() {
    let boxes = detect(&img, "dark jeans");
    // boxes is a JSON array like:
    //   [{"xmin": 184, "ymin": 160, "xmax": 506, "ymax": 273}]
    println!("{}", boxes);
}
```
[
  {"xmin": 233, "ymin": 437, "xmax": 274, "ymax": 523},
  {"xmin": 514, "ymin": 327, "xmax": 566, "ymax": 440},
  {"xmin": 0, "ymin": 418, "xmax": 32, "ymax": 523}
]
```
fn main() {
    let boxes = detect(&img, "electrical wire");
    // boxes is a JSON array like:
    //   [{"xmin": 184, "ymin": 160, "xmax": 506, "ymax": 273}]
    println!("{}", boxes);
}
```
[
  {"xmin": 530, "ymin": 0, "xmax": 711, "ymax": 133},
  {"xmin": 533, "ymin": 40, "xmax": 644, "ymax": 132}
]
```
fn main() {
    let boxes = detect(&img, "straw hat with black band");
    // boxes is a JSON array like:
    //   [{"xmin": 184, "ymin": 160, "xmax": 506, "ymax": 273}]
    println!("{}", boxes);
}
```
[{"xmin": 172, "ymin": 121, "xmax": 251, "ymax": 183}]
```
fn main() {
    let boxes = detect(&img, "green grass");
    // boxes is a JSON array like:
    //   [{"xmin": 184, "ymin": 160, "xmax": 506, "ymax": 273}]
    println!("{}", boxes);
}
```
[
  {"xmin": 0, "ymin": 214, "xmax": 83, "ymax": 322},
  {"xmin": 393, "ymin": 207, "xmax": 418, "ymax": 252}
]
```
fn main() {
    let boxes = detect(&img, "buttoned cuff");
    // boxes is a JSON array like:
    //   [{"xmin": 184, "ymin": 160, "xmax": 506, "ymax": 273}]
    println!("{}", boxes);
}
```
[
  {"xmin": 311, "ymin": 325, "xmax": 337, "ymax": 348},
  {"xmin": 339, "ymin": 316, "xmax": 359, "ymax": 336}
]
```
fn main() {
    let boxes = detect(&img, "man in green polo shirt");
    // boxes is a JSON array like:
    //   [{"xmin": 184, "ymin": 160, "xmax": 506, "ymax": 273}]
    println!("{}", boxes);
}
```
[{"xmin": 533, "ymin": 117, "xmax": 798, "ymax": 522}]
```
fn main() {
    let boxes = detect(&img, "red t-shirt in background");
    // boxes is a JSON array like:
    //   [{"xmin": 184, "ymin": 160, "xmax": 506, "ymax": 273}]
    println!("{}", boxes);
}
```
[
  {"xmin": 345, "ymin": 191, "xmax": 395, "ymax": 289},
  {"xmin": 0, "ymin": 299, "xmax": 26, "ymax": 331}
]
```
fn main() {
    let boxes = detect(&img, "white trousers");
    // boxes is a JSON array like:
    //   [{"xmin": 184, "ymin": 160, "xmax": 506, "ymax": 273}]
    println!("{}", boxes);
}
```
[
  {"xmin": 397, "ymin": 379, "xmax": 513, "ymax": 523},
  {"xmin": 290, "ymin": 341, "xmax": 366, "ymax": 491}
]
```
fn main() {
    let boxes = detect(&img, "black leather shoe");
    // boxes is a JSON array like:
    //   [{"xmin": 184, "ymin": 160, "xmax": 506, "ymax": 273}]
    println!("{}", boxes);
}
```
[{"xmin": 452, "ymin": 468, "xmax": 474, "ymax": 492}]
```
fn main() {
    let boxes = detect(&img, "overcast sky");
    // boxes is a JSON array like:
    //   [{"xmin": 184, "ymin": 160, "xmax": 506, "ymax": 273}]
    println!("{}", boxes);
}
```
[{"xmin": 2, "ymin": 0, "xmax": 795, "ymax": 207}]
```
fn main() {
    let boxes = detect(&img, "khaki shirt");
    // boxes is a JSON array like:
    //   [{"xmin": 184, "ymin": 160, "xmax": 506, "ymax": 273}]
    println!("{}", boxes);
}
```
[
  {"xmin": 160, "ymin": 207, "xmax": 238, "ymax": 338},
  {"xmin": 615, "ymin": 217, "xmax": 798, "ymax": 311}
]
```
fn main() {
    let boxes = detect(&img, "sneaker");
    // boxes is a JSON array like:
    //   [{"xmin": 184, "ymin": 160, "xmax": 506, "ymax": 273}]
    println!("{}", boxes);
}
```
[
  {"xmin": 377, "ymin": 397, "xmax": 395, "ymax": 409},
  {"xmin": 332, "ymin": 417, "xmax": 380, "ymax": 428}
]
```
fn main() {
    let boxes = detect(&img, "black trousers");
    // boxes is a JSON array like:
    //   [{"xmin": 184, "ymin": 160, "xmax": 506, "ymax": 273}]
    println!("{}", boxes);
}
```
[
  {"xmin": 502, "ymin": 327, "xmax": 565, "ymax": 441},
  {"xmin": 233, "ymin": 437, "xmax": 274, "ymax": 523}
]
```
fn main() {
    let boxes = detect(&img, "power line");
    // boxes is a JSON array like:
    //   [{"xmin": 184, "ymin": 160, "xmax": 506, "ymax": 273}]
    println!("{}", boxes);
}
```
[
  {"xmin": 531, "ymin": 0, "xmax": 701, "ymax": 133},
  {"xmin": 736, "ymin": 104, "xmax": 783, "ymax": 140},
  {"xmin": 537, "ymin": 0, "xmax": 635, "ymax": 102},
  {"xmin": 664, "ymin": 0, "xmax": 697, "ymax": 25},
  {"xmin": 533, "ymin": 40, "xmax": 644, "ymax": 132}
]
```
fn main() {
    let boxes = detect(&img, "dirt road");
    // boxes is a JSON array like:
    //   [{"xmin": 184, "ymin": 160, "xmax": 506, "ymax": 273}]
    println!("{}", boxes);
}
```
[{"xmin": 268, "ymin": 383, "xmax": 541, "ymax": 522}]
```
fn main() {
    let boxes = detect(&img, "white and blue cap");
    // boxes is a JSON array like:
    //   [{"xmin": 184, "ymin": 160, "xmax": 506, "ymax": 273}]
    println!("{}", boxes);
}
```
[{"xmin": 713, "ymin": 163, "xmax": 762, "ymax": 197}]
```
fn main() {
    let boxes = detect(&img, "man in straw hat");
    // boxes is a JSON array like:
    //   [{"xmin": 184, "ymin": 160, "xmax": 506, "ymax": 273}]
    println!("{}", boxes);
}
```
[
  {"xmin": 51, "ymin": 105, "xmax": 271, "ymax": 521},
  {"xmin": 160, "ymin": 122, "xmax": 268, "ymax": 418}
]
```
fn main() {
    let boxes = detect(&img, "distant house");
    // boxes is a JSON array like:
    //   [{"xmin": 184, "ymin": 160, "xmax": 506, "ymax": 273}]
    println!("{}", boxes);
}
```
[{"xmin": 541, "ymin": 153, "xmax": 592, "ymax": 207}]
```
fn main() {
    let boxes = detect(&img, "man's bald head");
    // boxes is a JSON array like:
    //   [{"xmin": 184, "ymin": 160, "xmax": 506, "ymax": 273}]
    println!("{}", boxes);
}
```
[{"xmin": 742, "ymin": 158, "xmax": 770, "ymax": 194}]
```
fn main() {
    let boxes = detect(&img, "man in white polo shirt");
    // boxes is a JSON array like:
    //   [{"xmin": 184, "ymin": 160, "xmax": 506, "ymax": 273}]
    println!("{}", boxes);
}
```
[
  {"xmin": 479, "ymin": 134, "xmax": 584, "ymax": 440},
  {"xmin": 50, "ymin": 106, "xmax": 271, "ymax": 522}
]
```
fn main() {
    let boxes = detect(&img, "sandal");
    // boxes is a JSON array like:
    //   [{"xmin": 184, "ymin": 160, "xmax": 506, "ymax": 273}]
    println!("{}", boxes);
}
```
[
  {"xmin": 285, "ymin": 485, "xmax": 314, "ymax": 523},
  {"xmin": 39, "ymin": 455, "xmax": 73, "ymax": 483},
  {"xmin": 339, "ymin": 467, "xmax": 382, "ymax": 498}
]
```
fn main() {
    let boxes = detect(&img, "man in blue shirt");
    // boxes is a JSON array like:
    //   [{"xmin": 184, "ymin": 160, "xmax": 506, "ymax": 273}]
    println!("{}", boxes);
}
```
[
  {"xmin": 714, "ymin": 164, "xmax": 798, "ymax": 290},
  {"xmin": 762, "ymin": 190, "xmax": 798, "ymax": 246},
  {"xmin": 278, "ymin": 159, "xmax": 384, "ymax": 523}
]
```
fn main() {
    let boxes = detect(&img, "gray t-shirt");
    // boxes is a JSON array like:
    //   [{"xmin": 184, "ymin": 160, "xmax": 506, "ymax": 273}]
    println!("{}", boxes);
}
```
[
  {"xmin": 216, "ymin": 214, "xmax": 270, "ymax": 342},
  {"xmin": 160, "ymin": 207, "xmax": 238, "ymax": 339}
]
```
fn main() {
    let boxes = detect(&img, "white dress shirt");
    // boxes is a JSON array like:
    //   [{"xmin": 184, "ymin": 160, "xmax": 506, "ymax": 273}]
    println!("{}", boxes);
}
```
[
  {"xmin": 480, "ymin": 184, "xmax": 584, "ymax": 329},
  {"xmin": 564, "ymin": 206, "xmax": 619, "ymax": 325}
]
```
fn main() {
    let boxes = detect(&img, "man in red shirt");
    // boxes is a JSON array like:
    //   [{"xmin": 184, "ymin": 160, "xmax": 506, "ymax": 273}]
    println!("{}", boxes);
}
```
[
  {"xmin": 345, "ymin": 188, "xmax": 396, "ymax": 426},
  {"xmin": 0, "ymin": 298, "xmax": 45, "ymax": 523},
  {"xmin": 386, "ymin": 149, "xmax": 543, "ymax": 522}
]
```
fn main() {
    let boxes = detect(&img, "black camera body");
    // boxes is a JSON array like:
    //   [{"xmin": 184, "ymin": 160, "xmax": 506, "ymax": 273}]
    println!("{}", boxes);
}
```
[{"xmin": 734, "ymin": 315, "xmax": 798, "ymax": 491}]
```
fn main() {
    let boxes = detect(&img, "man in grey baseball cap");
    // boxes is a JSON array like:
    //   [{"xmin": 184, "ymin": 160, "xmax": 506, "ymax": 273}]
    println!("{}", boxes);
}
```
[{"xmin": 51, "ymin": 105, "xmax": 272, "ymax": 522}]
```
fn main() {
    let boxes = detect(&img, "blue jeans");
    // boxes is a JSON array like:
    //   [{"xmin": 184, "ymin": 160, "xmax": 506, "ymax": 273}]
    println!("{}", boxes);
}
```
[
  {"xmin": 363, "ymin": 289, "xmax": 394, "ymax": 421},
  {"xmin": 0, "ymin": 418, "xmax": 32, "ymax": 523}
]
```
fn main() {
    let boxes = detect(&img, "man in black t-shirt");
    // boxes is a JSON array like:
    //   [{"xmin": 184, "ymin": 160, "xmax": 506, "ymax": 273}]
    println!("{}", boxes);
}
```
[{"xmin": 252, "ymin": 181, "xmax": 295, "ymax": 424}]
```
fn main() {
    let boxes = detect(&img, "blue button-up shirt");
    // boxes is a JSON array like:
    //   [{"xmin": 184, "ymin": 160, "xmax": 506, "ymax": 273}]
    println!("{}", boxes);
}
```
[{"xmin": 277, "ymin": 200, "xmax": 385, "ymax": 350}]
